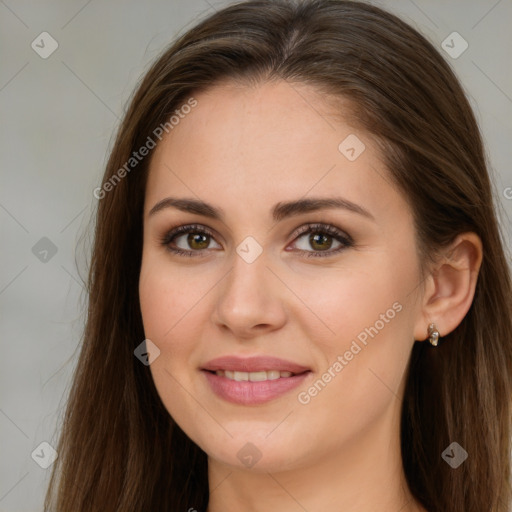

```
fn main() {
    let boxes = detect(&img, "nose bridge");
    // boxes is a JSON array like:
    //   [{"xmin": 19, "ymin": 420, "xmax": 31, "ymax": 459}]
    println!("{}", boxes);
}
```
[
  {"xmin": 225, "ymin": 238, "xmax": 272, "ymax": 301},
  {"xmin": 213, "ymin": 236, "xmax": 286, "ymax": 334}
]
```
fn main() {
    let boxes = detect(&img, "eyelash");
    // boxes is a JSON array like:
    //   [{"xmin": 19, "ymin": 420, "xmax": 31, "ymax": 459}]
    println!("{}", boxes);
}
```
[{"xmin": 160, "ymin": 222, "xmax": 354, "ymax": 259}]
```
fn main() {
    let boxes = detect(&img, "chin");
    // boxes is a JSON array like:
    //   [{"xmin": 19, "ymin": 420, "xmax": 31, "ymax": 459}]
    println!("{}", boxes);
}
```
[
  {"xmin": 209, "ymin": 446, "xmax": 300, "ymax": 473},
  {"xmin": 194, "ymin": 429, "xmax": 309, "ymax": 473}
]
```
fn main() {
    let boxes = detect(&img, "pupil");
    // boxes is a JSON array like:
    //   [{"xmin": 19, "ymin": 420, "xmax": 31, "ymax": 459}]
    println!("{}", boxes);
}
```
[
  {"xmin": 310, "ymin": 233, "xmax": 332, "ymax": 251},
  {"xmin": 188, "ymin": 233, "xmax": 209, "ymax": 249}
]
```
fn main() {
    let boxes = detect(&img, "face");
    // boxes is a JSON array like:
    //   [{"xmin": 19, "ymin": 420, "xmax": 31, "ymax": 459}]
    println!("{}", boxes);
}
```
[{"xmin": 139, "ymin": 80, "xmax": 423, "ymax": 473}]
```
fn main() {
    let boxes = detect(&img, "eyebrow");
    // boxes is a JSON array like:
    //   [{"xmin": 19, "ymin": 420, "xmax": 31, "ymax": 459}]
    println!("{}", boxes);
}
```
[{"xmin": 148, "ymin": 196, "xmax": 374, "ymax": 222}]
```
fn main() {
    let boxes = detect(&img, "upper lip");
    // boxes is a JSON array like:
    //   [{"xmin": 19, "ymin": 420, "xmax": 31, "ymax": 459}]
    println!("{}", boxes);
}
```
[{"xmin": 202, "ymin": 356, "xmax": 311, "ymax": 374}]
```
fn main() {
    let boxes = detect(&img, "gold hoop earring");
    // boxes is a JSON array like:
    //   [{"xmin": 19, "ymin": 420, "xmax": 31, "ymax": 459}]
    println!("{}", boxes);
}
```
[{"xmin": 428, "ymin": 323, "xmax": 440, "ymax": 346}]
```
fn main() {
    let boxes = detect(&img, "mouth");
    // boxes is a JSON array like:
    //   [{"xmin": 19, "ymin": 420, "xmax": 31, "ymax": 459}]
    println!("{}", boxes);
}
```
[
  {"xmin": 208, "ymin": 369, "xmax": 299, "ymax": 381},
  {"xmin": 201, "ymin": 355, "xmax": 311, "ymax": 374},
  {"xmin": 200, "ymin": 356, "xmax": 312, "ymax": 405}
]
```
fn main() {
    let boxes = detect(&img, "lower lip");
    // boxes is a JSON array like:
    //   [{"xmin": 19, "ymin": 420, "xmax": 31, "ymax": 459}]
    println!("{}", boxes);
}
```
[{"xmin": 202, "ymin": 370, "xmax": 311, "ymax": 405}]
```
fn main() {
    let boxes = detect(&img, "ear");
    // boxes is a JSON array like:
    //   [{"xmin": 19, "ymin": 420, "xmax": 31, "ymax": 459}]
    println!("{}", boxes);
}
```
[{"xmin": 413, "ymin": 232, "xmax": 483, "ymax": 342}]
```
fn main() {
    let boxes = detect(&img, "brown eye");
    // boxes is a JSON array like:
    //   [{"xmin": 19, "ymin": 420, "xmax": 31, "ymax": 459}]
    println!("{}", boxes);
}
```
[
  {"xmin": 161, "ymin": 224, "xmax": 221, "ymax": 257},
  {"xmin": 308, "ymin": 232, "xmax": 334, "ymax": 251},
  {"xmin": 185, "ymin": 232, "xmax": 211, "ymax": 250},
  {"xmin": 290, "ymin": 223, "xmax": 353, "ymax": 258}
]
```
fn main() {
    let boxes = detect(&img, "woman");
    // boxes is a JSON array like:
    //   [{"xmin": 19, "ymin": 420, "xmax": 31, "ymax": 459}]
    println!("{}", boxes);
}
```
[{"xmin": 45, "ymin": 1, "xmax": 512, "ymax": 511}]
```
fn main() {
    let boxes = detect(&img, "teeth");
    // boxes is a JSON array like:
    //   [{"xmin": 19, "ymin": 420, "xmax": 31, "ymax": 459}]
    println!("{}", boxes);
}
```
[
  {"xmin": 214, "ymin": 370, "xmax": 296, "ymax": 381},
  {"xmin": 248, "ymin": 371, "xmax": 268, "ymax": 382}
]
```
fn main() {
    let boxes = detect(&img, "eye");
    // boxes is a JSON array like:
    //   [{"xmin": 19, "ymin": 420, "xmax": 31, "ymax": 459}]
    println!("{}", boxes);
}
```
[
  {"xmin": 160, "ymin": 224, "xmax": 221, "ymax": 257},
  {"xmin": 160, "ymin": 222, "xmax": 353, "ymax": 258},
  {"xmin": 289, "ymin": 223, "xmax": 353, "ymax": 258}
]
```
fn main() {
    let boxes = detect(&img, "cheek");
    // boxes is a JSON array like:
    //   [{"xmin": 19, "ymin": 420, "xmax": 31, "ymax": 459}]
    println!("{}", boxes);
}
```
[
  {"xmin": 293, "ymin": 314, "xmax": 412, "ymax": 451},
  {"xmin": 139, "ymin": 258, "xmax": 204, "ymax": 433},
  {"xmin": 138, "ymin": 256, "xmax": 198, "ymax": 411},
  {"xmin": 287, "ymin": 256, "xmax": 414, "ymax": 350},
  {"xmin": 138, "ymin": 252, "xmax": 212, "ymax": 394},
  {"xmin": 297, "ymin": 267, "xmax": 417, "ymax": 433},
  {"xmin": 139, "ymin": 252, "xmax": 207, "ymax": 341}
]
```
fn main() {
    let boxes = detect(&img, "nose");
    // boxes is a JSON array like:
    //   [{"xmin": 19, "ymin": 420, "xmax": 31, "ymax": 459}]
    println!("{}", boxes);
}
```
[{"xmin": 211, "ymin": 246, "xmax": 287, "ymax": 339}]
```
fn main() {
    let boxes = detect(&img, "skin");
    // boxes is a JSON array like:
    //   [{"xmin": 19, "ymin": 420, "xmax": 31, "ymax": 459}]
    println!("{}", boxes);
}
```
[{"xmin": 139, "ymin": 80, "xmax": 482, "ymax": 512}]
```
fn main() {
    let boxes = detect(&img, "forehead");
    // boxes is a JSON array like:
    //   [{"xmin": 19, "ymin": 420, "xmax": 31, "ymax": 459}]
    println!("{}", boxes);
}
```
[{"xmin": 144, "ymin": 80, "xmax": 408, "ymax": 228}]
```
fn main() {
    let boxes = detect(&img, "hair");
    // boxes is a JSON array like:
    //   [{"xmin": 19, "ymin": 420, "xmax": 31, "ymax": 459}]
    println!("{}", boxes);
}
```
[{"xmin": 44, "ymin": 1, "xmax": 512, "ymax": 510}]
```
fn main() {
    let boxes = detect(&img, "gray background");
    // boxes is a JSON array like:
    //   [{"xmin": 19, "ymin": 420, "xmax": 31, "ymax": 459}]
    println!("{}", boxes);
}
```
[{"xmin": 1, "ymin": 1, "xmax": 511, "ymax": 510}]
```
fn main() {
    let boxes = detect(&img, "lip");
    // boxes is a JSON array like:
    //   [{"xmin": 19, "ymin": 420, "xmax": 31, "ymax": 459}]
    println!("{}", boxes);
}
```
[
  {"xmin": 201, "ymin": 355, "xmax": 312, "ymax": 405},
  {"xmin": 203, "ymin": 371, "xmax": 311, "ymax": 405},
  {"xmin": 202, "ymin": 355, "xmax": 311, "ymax": 374}
]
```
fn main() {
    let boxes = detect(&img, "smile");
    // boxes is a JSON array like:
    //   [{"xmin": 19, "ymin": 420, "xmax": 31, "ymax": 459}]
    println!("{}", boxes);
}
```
[
  {"xmin": 201, "ymin": 355, "xmax": 312, "ymax": 405},
  {"xmin": 213, "ymin": 370, "xmax": 296, "ymax": 381},
  {"xmin": 202, "ymin": 369, "xmax": 311, "ymax": 405}
]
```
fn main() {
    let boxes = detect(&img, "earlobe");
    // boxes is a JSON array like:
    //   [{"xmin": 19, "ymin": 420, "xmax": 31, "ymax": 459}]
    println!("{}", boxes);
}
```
[{"xmin": 414, "ymin": 232, "xmax": 483, "ymax": 343}]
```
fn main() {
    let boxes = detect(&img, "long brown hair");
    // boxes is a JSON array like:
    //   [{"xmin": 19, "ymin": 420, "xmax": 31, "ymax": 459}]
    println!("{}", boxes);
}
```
[{"xmin": 44, "ymin": 1, "xmax": 512, "ymax": 510}]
